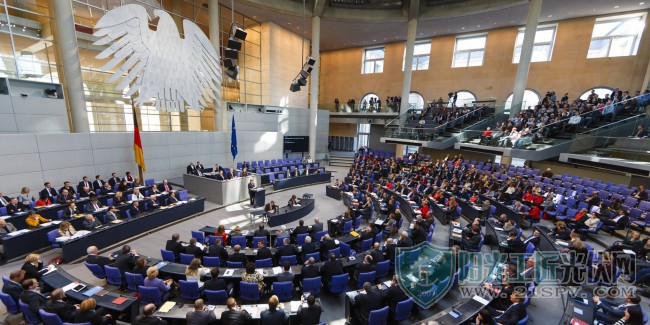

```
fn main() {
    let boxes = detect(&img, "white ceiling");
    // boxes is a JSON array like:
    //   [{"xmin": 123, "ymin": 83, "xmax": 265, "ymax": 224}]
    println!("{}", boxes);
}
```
[{"xmin": 221, "ymin": 0, "xmax": 650, "ymax": 51}]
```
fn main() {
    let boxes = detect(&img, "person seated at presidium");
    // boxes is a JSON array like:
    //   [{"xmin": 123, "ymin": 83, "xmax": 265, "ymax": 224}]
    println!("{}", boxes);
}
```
[
  {"xmin": 265, "ymin": 200, "xmax": 279, "ymax": 215},
  {"xmin": 25, "ymin": 210, "xmax": 51, "ymax": 228},
  {"xmin": 288, "ymin": 195, "xmax": 301, "ymax": 207}
]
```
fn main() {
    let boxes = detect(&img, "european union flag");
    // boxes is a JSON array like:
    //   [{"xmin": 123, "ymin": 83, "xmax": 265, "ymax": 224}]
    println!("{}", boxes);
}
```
[{"xmin": 231, "ymin": 116, "xmax": 238, "ymax": 160}]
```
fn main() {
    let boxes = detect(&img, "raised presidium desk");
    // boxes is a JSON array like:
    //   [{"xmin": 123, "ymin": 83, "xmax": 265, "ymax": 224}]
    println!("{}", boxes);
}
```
[
  {"xmin": 153, "ymin": 300, "xmax": 311, "ymax": 321},
  {"xmin": 41, "ymin": 267, "xmax": 139, "ymax": 323},
  {"xmin": 266, "ymin": 198, "xmax": 315, "ymax": 228},
  {"xmin": 272, "ymin": 172, "xmax": 332, "ymax": 190},
  {"xmin": 60, "ymin": 198, "xmax": 205, "ymax": 262},
  {"xmin": 183, "ymin": 173, "xmax": 262, "ymax": 206}
]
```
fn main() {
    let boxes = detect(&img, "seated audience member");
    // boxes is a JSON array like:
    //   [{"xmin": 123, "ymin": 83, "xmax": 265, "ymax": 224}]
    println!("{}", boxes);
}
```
[
  {"xmin": 242, "ymin": 262, "xmax": 265, "ymax": 291},
  {"xmin": 633, "ymin": 185, "xmax": 648, "ymax": 201},
  {"xmin": 186, "ymin": 299, "xmax": 216, "ymax": 325},
  {"xmin": 275, "ymin": 237, "xmax": 299, "ymax": 262},
  {"xmin": 57, "ymin": 189, "xmax": 74, "ymax": 205},
  {"xmin": 184, "ymin": 238, "xmax": 204, "ymax": 258},
  {"xmin": 301, "ymin": 236, "xmax": 317, "ymax": 261},
  {"xmin": 20, "ymin": 278, "xmax": 46, "ymax": 315},
  {"xmin": 93, "ymin": 175, "xmax": 103, "ymax": 191},
  {"xmin": 58, "ymin": 221, "xmax": 77, "ymax": 237},
  {"xmin": 591, "ymin": 251, "xmax": 616, "ymax": 284},
  {"xmin": 410, "ymin": 222, "xmax": 428, "ymax": 245},
  {"xmin": 129, "ymin": 201, "xmax": 142, "ymax": 217},
  {"xmin": 291, "ymin": 219, "xmax": 310, "ymax": 239},
  {"xmin": 82, "ymin": 215, "xmax": 102, "ymax": 230},
  {"xmin": 0, "ymin": 218, "xmax": 17, "ymax": 235},
  {"xmin": 490, "ymin": 291, "xmax": 527, "ymax": 324},
  {"xmin": 260, "ymin": 295, "xmax": 289, "ymax": 324},
  {"xmin": 100, "ymin": 182, "xmax": 113, "ymax": 195},
  {"xmin": 523, "ymin": 229, "xmax": 541, "ymax": 247},
  {"xmin": 135, "ymin": 303, "xmax": 166, "ymax": 325},
  {"xmin": 321, "ymin": 253, "xmax": 344, "ymax": 284},
  {"xmin": 462, "ymin": 227, "xmax": 482, "ymax": 251},
  {"xmin": 149, "ymin": 184, "xmax": 161, "ymax": 196},
  {"xmin": 311, "ymin": 216, "xmax": 324, "ymax": 237},
  {"xmin": 302, "ymin": 257, "xmax": 320, "ymax": 279},
  {"xmin": 74, "ymin": 298, "xmax": 112, "ymax": 325},
  {"xmin": 593, "ymin": 292, "xmax": 641, "ymax": 324},
  {"xmin": 86, "ymin": 197, "xmax": 103, "ymax": 213},
  {"xmin": 613, "ymin": 306, "xmax": 644, "ymax": 325},
  {"xmin": 369, "ymin": 242, "xmax": 384, "ymax": 264},
  {"xmin": 476, "ymin": 308, "xmax": 497, "ymax": 325},
  {"xmin": 63, "ymin": 203, "xmax": 80, "ymax": 218},
  {"xmin": 382, "ymin": 275, "xmax": 408, "ymax": 312},
  {"xmin": 355, "ymin": 282, "xmax": 382, "ymax": 323},
  {"xmin": 231, "ymin": 226, "xmax": 242, "ymax": 237},
  {"xmin": 25, "ymin": 210, "xmax": 51, "ymax": 228},
  {"xmin": 548, "ymin": 221, "xmax": 571, "ymax": 241},
  {"xmin": 118, "ymin": 179, "xmax": 129, "ymax": 192},
  {"xmin": 354, "ymin": 255, "xmax": 376, "ymax": 279},
  {"xmin": 113, "ymin": 245, "xmax": 138, "ymax": 275},
  {"xmin": 276, "ymin": 261, "xmax": 294, "ymax": 283},
  {"xmin": 203, "ymin": 267, "xmax": 227, "ymax": 291},
  {"xmin": 78, "ymin": 186, "xmax": 92, "ymax": 198},
  {"xmin": 132, "ymin": 257, "xmax": 148, "ymax": 278},
  {"xmin": 2, "ymin": 270, "xmax": 25, "ymax": 304},
  {"xmin": 108, "ymin": 173, "xmax": 120, "ymax": 187},
  {"xmin": 112, "ymin": 191, "xmax": 126, "ymax": 206},
  {"xmin": 185, "ymin": 258, "xmax": 209, "ymax": 284},
  {"xmin": 228, "ymin": 245, "xmax": 247, "ymax": 266},
  {"xmin": 506, "ymin": 231, "xmax": 526, "ymax": 254},
  {"xmin": 165, "ymin": 233, "xmax": 184, "ymax": 262},
  {"xmin": 205, "ymin": 237, "xmax": 228, "ymax": 264},
  {"xmin": 44, "ymin": 288, "xmax": 78, "ymax": 322},
  {"xmin": 77, "ymin": 177, "xmax": 92, "ymax": 193},
  {"xmin": 287, "ymin": 195, "xmax": 301, "ymax": 207},
  {"xmin": 104, "ymin": 206, "xmax": 121, "ymax": 222},
  {"xmin": 256, "ymin": 240, "xmax": 273, "ymax": 260},
  {"xmin": 319, "ymin": 234, "xmax": 339, "ymax": 259},
  {"xmin": 167, "ymin": 192, "xmax": 178, "ymax": 205},
  {"xmin": 132, "ymin": 188, "xmax": 145, "ymax": 201},
  {"xmin": 86, "ymin": 246, "xmax": 113, "ymax": 268},
  {"xmin": 21, "ymin": 253, "xmax": 45, "ymax": 281},
  {"xmin": 220, "ymin": 298, "xmax": 252, "ymax": 324},
  {"xmin": 600, "ymin": 209, "xmax": 629, "ymax": 231},
  {"xmin": 254, "ymin": 224, "xmax": 270, "ymax": 237},
  {"xmin": 159, "ymin": 179, "xmax": 173, "ymax": 193},
  {"xmin": 40, "ymin": 182, "xmax": 58, "ymax": 199},
  {"xmin": 397, "ymin": 231, "xmax": 413, "ymax": 248},
  {"xmin": 35, "ymin": 193, "xmax": 53, "ymax": 207},
  {"xmin": 59, "ymin": 181, "xmax": 76, "ymax": 196},
  {"xmin": 6, "ymin": 198, "xmax": 24, "ymax": 215},
  {"xmin": 17, "ymin": 187, "xmax": 35, "ymax": 205},
  {"xmin": 147, "ymin": 195, "xmax": 161, "ymax": 210},
  {"xmin": 144, "ymin": 266, "xmax": 174, "ymax": 300},
  {"xmin": 297, "ymin": 294, "xmax": 323, "ymax": 325},
  {"xmin": 485, "ymin": 278, "xmax": 514, "ymax": 313}
]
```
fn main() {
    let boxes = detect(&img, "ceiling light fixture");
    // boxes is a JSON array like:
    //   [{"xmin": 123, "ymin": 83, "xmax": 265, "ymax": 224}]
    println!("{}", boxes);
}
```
[
  {"xmin": 548, "ymin": 15, "xmax": 553, "ymax": 18},
  {"xmin": 614, "ymin": 5, "xmax": 620, "ymax": 8},
  {"xmin": 641, "ymin": 2, "xmax": 646, "ymax": 5}
]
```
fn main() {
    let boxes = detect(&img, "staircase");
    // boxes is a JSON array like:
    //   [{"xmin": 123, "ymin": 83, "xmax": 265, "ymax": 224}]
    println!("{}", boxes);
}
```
[{"xmin": 329, "ymin": 154, "xmax": 355, "ymax": 167}]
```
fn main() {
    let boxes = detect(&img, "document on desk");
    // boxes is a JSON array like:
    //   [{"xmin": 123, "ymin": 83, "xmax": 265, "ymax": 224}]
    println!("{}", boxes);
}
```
[
  {"xmin": 472, "ymin": 295, "xmax": 490, "ymax": 305},
  {"xmin": 158, "ymin": 301, "xmax": 176, "ymax": 313},
  {"xmin": 494, "ymin": 227, "xmax": 504, "ymax": 231},
  {"xmin": 6, "ymin": 229, "xmax": 30, "ymax": 237},
  {"xmin": 223, "ymin": 269, "xmax": 234, "ymax": 277},
  {"xmin": 242, "ymin": 306, "xmax": 259, "ymax": 317},
  {"xmin": 452, "ymin": 228, "xmax": 463, "ymax": 234},
  {"xmin": 62, "ymin": 282, "xmax": 80, "ymax": 292},
  {"xmin": 290, "ymin": 301, "xmax": 303, "ymax": 312},
  {"xmin": 272, "ymin": 267, "xmax": 282, "ymax": 275}
]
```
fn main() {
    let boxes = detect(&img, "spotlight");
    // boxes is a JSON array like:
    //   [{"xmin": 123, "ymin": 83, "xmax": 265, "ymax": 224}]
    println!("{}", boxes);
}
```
[
  {"xmin": 306, "ymin": 57, "xmax": 316, "ymax": 65},
  {"xmin": 287, "ymin": 56, "xmax": 317, "ymax": 92},
  {"xmin": 228, "ymin": 105, "xmax": 234, "ymax": 111},
  {"xmin": 290, "ymin": 82, "xmax": 301, "ymax": 92},
  {"xmin": 297, "ymin": 77, "xmax": 307, "ymax": 86},
  {"xmin": 224, "ymin": 58, "xmax": 237, "ymax": 68},
  {"xmin": 231, "ymin": 25, "xmax": 247, "ymax": 41},
  {"xmin": 224, "ymin": 48, "xmax": 239, "ymax": 59},
  {"xmin": 227, "ymin": 37, "xmax": 242, "ymax": 51},
  {"xmin": 226, "ymin": 66, "xmax": 239, "ymax": 80}
]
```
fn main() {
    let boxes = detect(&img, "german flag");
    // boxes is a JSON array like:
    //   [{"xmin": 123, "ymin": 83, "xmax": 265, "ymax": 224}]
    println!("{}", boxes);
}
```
[{"xmin": 132, "ymin": 107, "xmax": 146, "ymax": 172}]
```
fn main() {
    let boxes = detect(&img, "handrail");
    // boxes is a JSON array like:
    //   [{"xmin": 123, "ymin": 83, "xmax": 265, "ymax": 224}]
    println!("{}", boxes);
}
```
[{"xmin": 578, "ymin": 113, "xmax": 646, "ymax": 135}]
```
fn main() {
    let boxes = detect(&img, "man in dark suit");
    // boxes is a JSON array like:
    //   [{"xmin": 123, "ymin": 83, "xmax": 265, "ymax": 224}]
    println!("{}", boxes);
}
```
[
  {"xmin": 297, "ymin": 294, "xmax": 323, "ymax": 325},
  {"xmin": 462, "ymin": 227, "xmax": 482, "ymax": 251},
  {"xmin": 77, "ymin": 176, "xmax": 92, "ymax": 194},
  {"xmin": 220, "ymin": 298, "xmax": 251, "ymax": 325},
  {"xmin": 0, "ymin": 193, "xmax": 14, "ymax": 208},
  {"xmin": 275, "ymin": 238, "xmax": 299, "ymax": 264},
  {"xmin": 227, "ymin": 245, "xmax": 247, "ymax": 265},
  {"xmin": 86, "ymin": 246, "xmax": 113, "ymax": 268},
  {"xmin": 108, "ymin": 173, "xmax": 121, "ymax": 188},
  {"xmin": 310, "ymin": 216, "xmax": 324, "ymax": 238},
  {"xmin": 129, "ymin": 201, "xmax": 142, "ymax": 217},
  {"xmin": 523, "ymin": 229, "xmax": 541, "ymax": 247},
  {"xmin": 248, "ymin": 179, "xmax": 256, "ymax": 205},
  {"xmin": 253, "ymin": 224, "xmax": 270, "ymax": 238},
  {"xmin": 506, "ymin": 231, "xmax": 526, "ymax": 255},
  {"xmin": 255, "ymin": 240, "xmax": 273, "ymax": 260},
  {"xmin": 135, "ymin": 303, "xmax": 166, "ymax": 325},
  {"xmin": 397, "ymin": 231, "xmax": 413, "ymax": 248},
  {"xmin": 82, "ymin": 214, "xmax": 102, "ymax": 230},
  {"xmin": 113, "ymin": 245, "xmax": 137, "ymax": 275},
  {"xmin": 355, "ymin": 282, "xmax": 383, "ymax": 323},
  {"xmin": 86, "ymin": 197, "xmax": 103, "ymax": 213},
  {"xmin": 321, "ymin": 253, "xmax": 344, "ymax": 283},
  {"xmin": 2, "ymin": 270, "xmax": 25, "ymax": 304},
  {"xmin": 158, "ymin": 179, "xmax": 173, "ymax": 193},
  {"xmin": 492, "ymin": 292, "xmax": 527, "ymax": 325},
  {"xmin": 301, "ymin": 236, "xmax": 317, "ymax": 261},
  {"xmin": 20, "ymin": 279, "xmax": 47, "ymax": 315},
  {"xmin": 214, "ymin": 170, "xmax": 225, "ymax": 181},
  {"xmin": 100, "ymin": 182, "xmax": 113, "ymax": 195},
  {"xmin": 61, "ymin": 203, "xmax": 79, "ymax": 219},
  {"xmin": 410, "ymin": 222, "xmax": 428, "ymax": 245},
  {"xmin": 276, "ymin": 262, "xmax": 294, "ymax": 283},
  {"xmin": 59, "ymin": 181, "xmax": 76, "ymax": 196},
  {"xmin": 369, "ymin": 242, "xmax": 384, "ymax": 264},
  {"xmin": 292, "ymin": 220, "xmax": 310, "ymax": 238},
  {"xmin": 601, "ymin": 209, "xmax": 629, "ymax": 230},
  {"xmin": 93, "ymin": 175, "xmax": 103, "ymax": 191},
  {"xmin": 382, "ymin": 275, "xmax": 408, "ymax": 312},
  {"xmin": 40, "ymin": 182, "xmax": 57, "ymax": 199},
  {"xmin": 196, "ymin": 161, "xmax": 205, "ymax": 172},
  {"xmin": 5, "ymin": 198, "xmax": 24, "ymax": 215},
  {"xmin": 301, "ymin": 258, "xmax": 320, "ymax": 279},
  {"xmin": 186, "ymin": 299, "xmax": 216, "ymax": 325},
  {"xmin": 354, "ymin": 255, "xmax": 376, "ymax": 279},
  {"xmin": 187, "ymin": 162, "xmax": 196, "ymax": 175},
  {"xmin": 57, "ymin": 189, "xmax": 74, "ymax": 204},
  {"xmin": 384, "ymin": 238, "xmax": 397, "ymax": 267},
  {"xmin": 166, "ymin": 233, "xmax": 184, "ymax": 262},
  {"xmin": 319, "ymin": 234, "xmax": 339, "ymax": 260},
  {"xmin": 104, "ymin": 206, "xmax": 120, "ymax": 223},
  {"xmin": 205, "ymin": 238, "xmax": 228, "ymax": 265},
  {"xmin": 184, "ymin": 238, "xmax": 204, "ymax": 258},
  {"xmin": 44, "ymin": 288, "xmax": 78, "ymax": 322},
  {"xmin": 203, "ymin": 268, "xmax": 227, "ymax": 292}
]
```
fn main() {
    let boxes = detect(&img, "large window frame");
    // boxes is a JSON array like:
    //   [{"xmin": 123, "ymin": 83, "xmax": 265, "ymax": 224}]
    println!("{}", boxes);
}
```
[
  {"xmin": 402, "ymin": 41, "xmax": 431, "ymax": 71},
  {"xmin": 512, "ymin": 24, "xmax": 557, "ymax": 63},
  {"xmin": 452, "ymin": 33, "xmax": 487, "ymax": 68},
  {"xmin": 361, "ymin": 47, "xmax": 385, "ymax": 74},
  {"xmin": 587, "ymin": 13, "xmax": 647, "ymax": 58}
]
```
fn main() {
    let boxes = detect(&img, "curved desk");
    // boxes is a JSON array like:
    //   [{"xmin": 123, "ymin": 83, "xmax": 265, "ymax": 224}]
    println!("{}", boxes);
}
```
[{"xmin": 267, "ymin": 198, "xmax": 315, "ymax": 227}]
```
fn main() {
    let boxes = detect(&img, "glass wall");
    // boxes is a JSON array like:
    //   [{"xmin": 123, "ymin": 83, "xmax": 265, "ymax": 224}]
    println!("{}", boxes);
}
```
[{"xmin": 1, "ymin": 0, "xmax": 260, "ymax": 132}]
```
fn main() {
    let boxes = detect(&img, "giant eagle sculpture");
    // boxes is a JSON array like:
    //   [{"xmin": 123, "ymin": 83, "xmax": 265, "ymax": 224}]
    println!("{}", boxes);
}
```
[{"xmin": 93, "ymin": 4, "xmax": 222, "ymax": 112}]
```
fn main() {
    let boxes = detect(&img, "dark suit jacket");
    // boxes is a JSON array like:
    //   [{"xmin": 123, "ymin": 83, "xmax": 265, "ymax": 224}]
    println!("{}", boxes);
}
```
[
  {"xmin": 497, "ymin": 302, "xmax": 527, "ymax": 325},
  {"xmin": 74, "ymin": 309, "xmax": 107, "ymax": 325},
  {"xmin": 321, "ymin": 259, "xmax": 344, "ymax": 281},
  {"xmin": 292, "ymin": 225, "xmax": 310, "ymax": 236},
  {"xmin": 166, "ymin": 240, "xmax": 184, "ymax": 261},
  {"xmin": 253, "ymin": 229, "xmax": 270, "ymax": 237},
  {"xmin": 129, "ymin": 205, "xmax": 141, "ymax": 217},
  {"xmin": 356, "ymin": 288, "xmax": 382, "ymax": 321},
  {"xmin": 370, "ymin": 249, "xmax": 385, "ymax": 264},
  {"xmin": 301, "ymin": 242, "xmax": 318, "ymax": 260},
  {"xmin": 40, "ymin": 188, "xmax": 57, "ymax": 199},
  {"xmin": 203, "ymin": 278, "xmax": 227, "ymax": 291},
  {"xmin": 256, "ymin": 247, "xmax": 273, "ymax": 260},
  {"xmin": 134, "ymin": 315, "xmax": 166, "ymax": 325},
  {"xmin": 77, "ymin": 181, "xmax": 92, "ymax": 193},
  {"xmin": 298, "ymin": 303, "xmax": 323, "ymax": 325},
  {"xmin": 397, "ymin": 237, "xmax": 413, "ymax": 247},
  {"xmin": 276, "ymin": 244, "xmax": 299, "ymax": 257},
  {"xmin": 21, "ymin": 262, "xmax": 44, "ymax": 281},
  {"xmin": 82, "ymin": 219, "xmax": 102, "ymax": 230},
  {"xmin": 92, "ymin": 180, "xmax": 103, "ymax": 190},
  {"xmin": 184, "ymin": 245, "xmax": 204, "ymax": 258},
  {"xmin": 319, "ymin": 239, "xmax": 338, "ymax": 257},
  {"xmin": 411, "ymin": 227, "xmax": 428, "ymax": 245},
  {"xmin": 62, "ymin": 207, "xmax": 79, "ymax": 218},
  {"xmin": 205, "ymin": 245, "xmax": 228, "ymax": 263},
  {"xmin": 113, "ymin": 253, "xmax": 136, "ymax": 274},
  {"xmin": 383, "ymin": 285, "xmax": 408, "ymax": 311},
  {"xmin": 86, "ymin": 254, "xmax": 112, "ymax": 268},
  {"xmin": 507, "ymin": 238, "xmax": 526, "ymax": 254},
  {"xmin": 385, "ymin": 244, "xmax": 397, "ymax": 266},
  {"xmin": 220, "ymin": 309, "xmax": 251, "ymax": 325},
  {"xmin": 57, "ymin": 194, "xmax": 73, "ymax": 204},
  {"xmin": 186, "ymin": 310, "xmax": 217, "ymax": 325},
  {"xmin": 259, "ymin": 309, "xmax": 288, "ymax": 324},
  {"xmin": 21, "ymin": 290, "xmax": 47, "ymax": 314},
  {"xmin": 301, "ymin": 265, "xmax": 320, "ymax": 278},
  {"xmin": 104, "ymin": 211, "xmax": 120, "ymax": 222},
  {"xmin": 228, "ymin": 253, "xmax": 247, "ymax": 265},
  {"xmin": 523, "ymin": 236, "xmax": 540, "ymax": 247},
  {"xmin": 158, "ymin": 183, "xmax": 174, "ymax": 192},
  {"xmin": 45, "ymin": 300, "xmax": 78, "ymax": 322},
  {"xmin": 355, "ymin": 262, "xmax": 376, "ymax": 278},
  {"xmin": 86, "ymin": 202, "xmax": 103, "ymax": 213},
  {"xmin": 310, "ymin": 222, "xmax": 324, "ymax": 235},
  {"xmin": 108, "ymin": 177, "xmax": 120, "ymax": 187},
  {"xmin": 59, "ymin": 187, "xmax": 76, "ymax": 195},
  {"xmin": 2, "ymin": 280, "xmax": 23, "ymax": 304},
  {"xmin": 6, "ymin": 203, "xmax": 23, "ymax": 215}
]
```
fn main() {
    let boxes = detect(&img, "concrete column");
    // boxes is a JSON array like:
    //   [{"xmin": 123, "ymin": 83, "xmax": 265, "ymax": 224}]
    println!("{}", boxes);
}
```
[
  {"xmin": 308, "ymin": 16, "xmax": 321, "ymax": 160},
  {"xmin": 399, "ymin": 17, "xmax": 417, "ymax": 115},
  {"xmin": 641, "ymin": 56, "xmax": 650, "ymax": 91},
  {"xmin": 509, "ymin": 0, "xmax": 542, "ymax": 116},
  {"xmin": 48, "ymin": 0, "xmax": 89, "ymax": 132},
  {"xmin": 208, "ymin": 0, "xmax": 224, "ymax": 131}
]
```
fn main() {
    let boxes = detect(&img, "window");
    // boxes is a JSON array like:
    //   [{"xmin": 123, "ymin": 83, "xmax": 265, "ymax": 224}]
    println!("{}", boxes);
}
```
[
  {"xmin": 513, "ymin": 25, "xmax": 557, "ymax": 63},
  {"xmin": 504, "ymin": 90, "xmax": 541, "ymax": 111},
  {"xmin": 588, "ymin": 13, "xmax": 646, "ymax": 58},
  {"xmin": 452, "ymin": 34, "xmax": 487, "ymax": 68},
  {"xmin": 403, "ymin": 41, "xmax": 431, "ymax": 71},
  {"xmin": 362, "ymin": 47, "xmax": 385, "ymax": 74},
  {"xmin": 579, "ymin": 87, "xmax": 615, "ymax": 100},
  {"xmin": 455, "ymin": 91, "xmax": 477, "ymax": 107},
  {"xmin": 357, "ymin": 123, "xmax": 370, "ymax": 150},
  {"xmin": 408, "ymin": 92, "xmax": 425, "ymax": 110}
]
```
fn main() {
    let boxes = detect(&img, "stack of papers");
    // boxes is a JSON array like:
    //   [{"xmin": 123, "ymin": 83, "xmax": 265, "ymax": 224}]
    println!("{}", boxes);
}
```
[
  {"xmin": 272, "ymin": 267, "xmax": 282, "ymax": 275},
  {"xmin": 6, "ymin": 229, "xmax": 30, "ymax": 237},
  {"xmin": 452, "ymin": 228, "xmax": 463, "ymax": 234},
  {"xmin": 223, "ymin": 269, "xmax": 234, "ymax": 277},
  {"xmin": 158, "ymin": 301, "xmax": 176, "ymax": 312}
]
